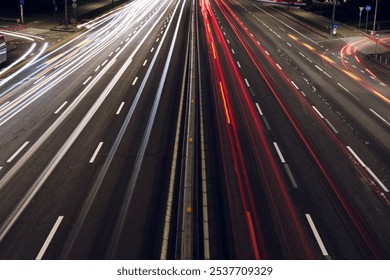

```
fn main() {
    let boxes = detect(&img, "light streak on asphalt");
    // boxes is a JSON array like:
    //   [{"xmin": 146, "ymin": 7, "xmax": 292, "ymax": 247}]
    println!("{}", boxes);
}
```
[{"xmin": 0, "ymin": 0, "xmax": 172, "ymax": 245}]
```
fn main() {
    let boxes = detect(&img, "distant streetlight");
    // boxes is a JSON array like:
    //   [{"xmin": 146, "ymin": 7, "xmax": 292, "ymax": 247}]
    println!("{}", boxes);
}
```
[
  {"xmin": 20, "ymin": 0, "xmax": 24, "ymax": 24},
  {"xmin": 372, "ymin": 0, "xmax": 379, "ymax": 33},
  {"xmin": 65, "ymin": 0, "xmax": 68, "ymax": 29},
  {"xmin": 53, "ymin": 0, "xmax": 58, "ymax": 21},
  {"xmin": 365, "ymin": 5, "xmax": 371, "ymax": 33},
  {"xmin": 358, "ymin": 7, "xmax": 364, "ymax": 30},
  {"xmin": 72, "ymin": 0, "xmax": 77, "ymax": 22},
  {"xmin": 331, "ymin": 0, "xmax": 337, "ymax": 36}
]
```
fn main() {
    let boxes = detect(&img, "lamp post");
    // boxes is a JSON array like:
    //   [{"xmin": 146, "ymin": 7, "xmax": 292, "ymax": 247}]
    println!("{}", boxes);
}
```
[
  {"xmin": 374, "ymin": 34, "xmax": 380, "ymax": 58},
  {"xmin": 20, "ymin": 0, "xmax": 24, "ymax": 24},
  {"xmin": 53, "ymin": 0, "xmax": 57, "ymax": 21},
  {"xmin": 365, "ymin": 5, "xmax": 371, "ymax": 33},
  {"xmin": 331, "ymin": 0, "xmax": 336, "ymax": 22},
  {"xmin": 331, "ymin": 0, "xmax": 337, "ymax": 36},
  {"xmin": 65, "ymin": 0, "xmax": 68, "ymax": 29},
  {"xmin": 358, "ymin": 7, "xmax": 364, "ymax": 30},
  {"xmin": 372, "ymin": 0, "xmax": 379, "ymax": 33}
]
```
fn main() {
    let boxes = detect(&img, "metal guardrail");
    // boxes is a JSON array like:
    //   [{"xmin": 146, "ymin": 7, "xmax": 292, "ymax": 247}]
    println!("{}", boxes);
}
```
[{"xmin": 371, "ymin": 54, "xmax": 390, "ymax": 70}]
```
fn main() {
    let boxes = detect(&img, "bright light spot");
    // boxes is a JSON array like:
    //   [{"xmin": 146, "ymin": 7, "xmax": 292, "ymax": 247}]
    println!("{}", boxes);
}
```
[
  {"xmin": 302, "ymin": 43, "xmax": 315, "ymax": 51},
  {"xmin": 288, "ymin": 34, "xmax": 298, "ymax": 41}
]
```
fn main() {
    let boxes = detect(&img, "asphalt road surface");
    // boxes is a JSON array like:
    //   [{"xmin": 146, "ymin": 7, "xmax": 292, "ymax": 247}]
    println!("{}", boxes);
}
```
[{"xmin": 0, "ymin": 0, "xmax": 389, "ymax": 259}]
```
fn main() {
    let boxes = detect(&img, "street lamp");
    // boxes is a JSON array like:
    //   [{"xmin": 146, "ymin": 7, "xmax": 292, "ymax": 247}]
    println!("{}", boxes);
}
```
[
  {"xmin": 331, "ymin": 0, "xmax": 337, "ymax": 36},
  {"xmin": 65, "ymin": 0, "xmax": 68, "ymax": 29},
  {"xmin": 20, "ymin": 0, "xmax": 25, "ymax": 24},
  {"xmin": 365, "ymin": 5, "xmax": 371, "ymax": 33},
  {"xmin": 331, "ymin": 0, "xmax": 336, "ymax": 23},
  {"xmin": 372, "ymin": 0, "xmax": 379, "ymax": 33},
  {"xmin": 358, "ymin": 7, "xmax": 364, "ymax": 30}
]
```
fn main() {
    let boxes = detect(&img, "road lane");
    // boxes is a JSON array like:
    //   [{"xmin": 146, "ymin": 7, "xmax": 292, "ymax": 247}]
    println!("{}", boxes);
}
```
[
  {"xmin": 202, "ymin": 0, "xmax": 389, "ymax": 259},
  {"xmin": 0, "ymin": 0, "xmax": 189, "ymax": 259}
]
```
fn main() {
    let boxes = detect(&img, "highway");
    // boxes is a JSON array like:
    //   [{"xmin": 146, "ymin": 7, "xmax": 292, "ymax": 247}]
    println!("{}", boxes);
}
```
[
  {"xmin": 0, "ymin": 0, "xmax": 196, "ymax": 259},
  {"xmin": 199, "ymin": 0, "xmax": 389, "ymax": 259},
  {"xmin": 0, "ymin": 0, "xmax": 389, "ymax": 260}
]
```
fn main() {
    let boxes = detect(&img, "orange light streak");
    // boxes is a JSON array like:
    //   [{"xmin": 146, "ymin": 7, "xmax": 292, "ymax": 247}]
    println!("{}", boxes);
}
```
[
  {"xmin": 211, "ymin": 42, "xmax": 216, "ymax": 59},
  {"xmin": 219, "ymin": 81, "xmax": 231, "ymax": 124},
  {"xmin": 342, "ymin": 69, "xmax": 361, "ymax": 81}
]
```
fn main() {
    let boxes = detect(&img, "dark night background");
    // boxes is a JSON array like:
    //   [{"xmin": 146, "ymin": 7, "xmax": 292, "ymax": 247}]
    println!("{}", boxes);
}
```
[
  {"xmin": 1, "ymin": 0, "xmax": 389, "ymax": 12},
  {"xmin": 1, "ymin": 1, "xmax": 389, "ymax": 24},
  {"xmin": 1, "ymin": 0, "xmax": 114, "ymax": 16}
]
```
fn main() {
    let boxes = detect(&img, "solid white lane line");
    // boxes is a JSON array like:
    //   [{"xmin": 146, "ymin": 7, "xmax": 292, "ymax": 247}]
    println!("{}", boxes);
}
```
[
  {"xmin": 273, "ymin": 142, "xmax": 286, "ymax": 163},
  {"xmin": 305, "ymin": 214, "xmax": 329, "ymax": 257},
  {"xmin": 369, "ymin": 109, "xmax": 390, "ymax": 127},
  {"xmin": 89, "ymin": 142, "xmax": 103, "ymax": 163},
  {"xmin": 312, "ymin": 106, "xmax": 324, "ymax": 119},
  {"xmin": 82, "ymin": 76, "xmax": 92, "ymax": 85},
  {"xmin": 132, "ymin": 77, "xmax": 138, "ymax": 85},
  {"xmin": 346, "ymin": 146, "xmax": 388, "ymax": 192},
  {"xmin": 54, "ymin": 101, "xmax": 68, "ymax": 114},
  {"xmin": 36, "ymin": 216, "xmax": 64, "ymax": 260},
  {"xmin": 7, "ymin": 141, "xmax": 29, "ymax": 163},
  {"xmin": 116, "ymin": 102, "xmax": 125, "ymax": 115}
]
